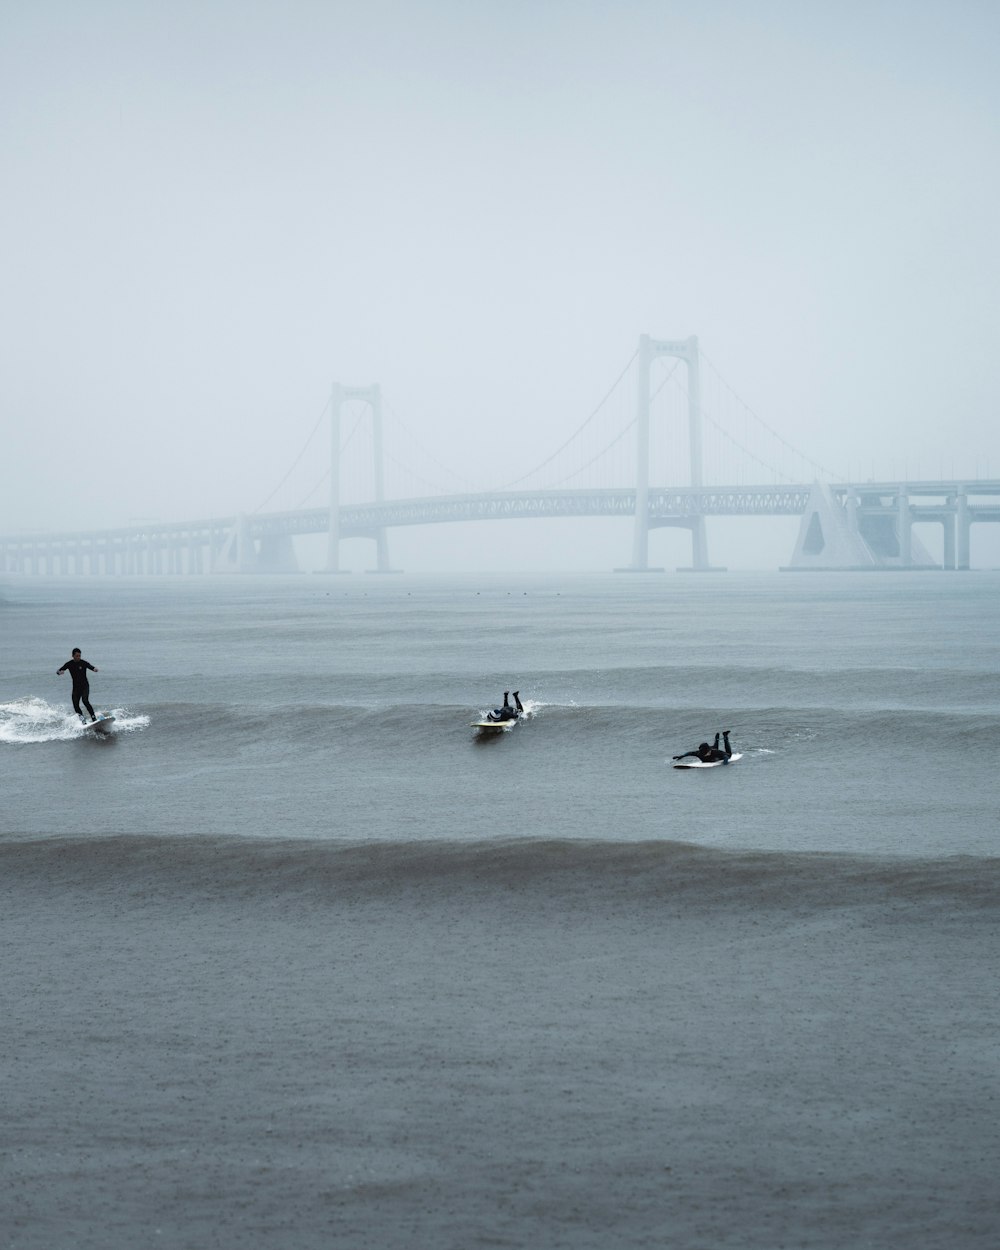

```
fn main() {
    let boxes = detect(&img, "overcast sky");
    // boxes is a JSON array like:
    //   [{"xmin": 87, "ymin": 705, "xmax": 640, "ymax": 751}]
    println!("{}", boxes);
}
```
[{"xmin": 2, "ymin": 0, "xmax": 998, "ymax": 569}]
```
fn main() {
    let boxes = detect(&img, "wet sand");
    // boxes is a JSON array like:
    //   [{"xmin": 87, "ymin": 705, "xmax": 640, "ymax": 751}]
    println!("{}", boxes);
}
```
[{"xmin": 2, "ymin": 837, "xmax": 999, "ymax": 1249}]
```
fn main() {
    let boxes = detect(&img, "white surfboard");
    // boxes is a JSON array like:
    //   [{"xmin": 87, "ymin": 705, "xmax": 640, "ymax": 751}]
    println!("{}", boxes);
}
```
[
  {"xmin": 471, "ymin": 718, "xmax": 517, "ymax": 731},
  {"xmin": 673, "ymin": 751, "xmax": 742, "ymax": 770},
  {"xmin": 84, "ymin": 715, "xmax": 116, "ymax": 735}
]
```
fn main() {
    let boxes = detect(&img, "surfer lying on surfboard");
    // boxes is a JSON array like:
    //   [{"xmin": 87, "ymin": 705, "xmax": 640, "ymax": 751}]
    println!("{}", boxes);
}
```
[
  {"xmin": 486, "ymin": 691, "xmax": 524, "ymax": 723},
  {"xmin": 673, "ymin": 730, "xmax": 733, "ymax": 764}
]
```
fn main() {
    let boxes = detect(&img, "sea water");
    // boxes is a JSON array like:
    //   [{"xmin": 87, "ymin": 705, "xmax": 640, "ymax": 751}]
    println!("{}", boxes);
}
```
[
  {"xmin": 1, "ymin": 571, "xmax": 997, "ymax": 854},
  {"xmin": 3, "ymin": 573, "xmax": 1000, "ymax": 1250}
]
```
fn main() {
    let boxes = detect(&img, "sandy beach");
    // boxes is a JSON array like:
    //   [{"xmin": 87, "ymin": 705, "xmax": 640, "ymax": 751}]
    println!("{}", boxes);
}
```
[{"xmin": 2, "ymin": 836, "xmax": 998, "ymax": 1249}]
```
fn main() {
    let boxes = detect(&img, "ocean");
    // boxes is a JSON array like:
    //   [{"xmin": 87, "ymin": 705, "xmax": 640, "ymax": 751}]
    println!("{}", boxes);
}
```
[
  {"xmin": 1, "ymin": 572, "xmax": 998, "ymax": 1248},
  {"xmin": 3, "ymin": 572, "xmax": 998, "ymax": 852}
]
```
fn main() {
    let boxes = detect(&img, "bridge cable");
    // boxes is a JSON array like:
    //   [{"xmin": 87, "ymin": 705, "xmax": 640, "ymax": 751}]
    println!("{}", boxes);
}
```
[
  {"xmin": 383, "ymin": 396, "xmax": 476, "ymax": 492},
  {"xmin": 546, "ymin": 417, "xmax": 638, "ymax": 488},
  {"xmin": 293, "ymin": 469, "xmax": 329, "ymax": 510},
  {"xmin": 252, "ymin": 395, "xmax": 331, "ymax": 513},
  {"xmin": 382, "ymin": 448, "xmax": 463, "ymax": 496},
  {"xmin": 659, "ymin": 368, "xmax": 795, "ymax": 483},
  {"xmin": 650, "ymin": 359, "xmax": 682, "ymax": 402},
  {"xmin": 700, "ymin": 409, "xmax": 799, "ymax": 483},
  {"xmin": 697, "ymin": 348, "xmax": 839, "ymax": 479},
  {"xmin": 489, "ymin": 347, "xmax": 640, "ymax": 491},
  {"xmin": 339, "ymin": 404, "xmax": 368, "ymax": 455}
]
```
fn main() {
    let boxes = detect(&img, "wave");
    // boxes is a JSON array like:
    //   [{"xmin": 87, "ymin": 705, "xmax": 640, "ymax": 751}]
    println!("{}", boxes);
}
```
[
  {"xmin": 6, "ymin": 691, "xmax": 994, "ymax": 763},
  {"xmin": 10, "ymin": 692, "xmax": 989, "ymax": 758},
  {"xmin": 2, "ymin": 834, "xmax": 997, "ymax": 913},
  {"xmin": 0, "ymin": 696, "xmax": 149, "ymax": 744},
  {"xmin": 568, "ymin": 663, "xmax": 1000, "ymax": 712}
]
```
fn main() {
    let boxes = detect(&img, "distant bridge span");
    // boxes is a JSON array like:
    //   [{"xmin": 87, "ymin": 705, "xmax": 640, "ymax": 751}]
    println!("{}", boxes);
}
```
[
  {"xmin": 2, "ymin": 481, "xmax": 999, "ymax": 574},
  {"xmin": 6, "ymin": 335, "xmax": 998, "ymax": 574}
]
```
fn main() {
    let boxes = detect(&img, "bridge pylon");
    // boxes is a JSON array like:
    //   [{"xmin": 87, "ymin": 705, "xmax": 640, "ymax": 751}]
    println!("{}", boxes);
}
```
[
  {"xmin": 620, "ymin": 333, "xmax": 720, "ymax": 573},
  {"xmin": 324, "ymin": 383, "xmax": 400, "ymax": 574}
]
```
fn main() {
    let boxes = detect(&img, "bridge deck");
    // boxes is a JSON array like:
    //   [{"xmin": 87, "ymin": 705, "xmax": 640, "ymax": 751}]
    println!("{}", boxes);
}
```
[{"xmin": 3, "ymin": 482, "xmax": 999, "ymax": 547}]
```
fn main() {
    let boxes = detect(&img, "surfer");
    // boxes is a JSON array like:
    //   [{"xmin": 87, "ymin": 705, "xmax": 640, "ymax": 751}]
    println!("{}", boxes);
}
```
[
  {"xmin": 487, "ymin": 691, "xmax": 524, "ymax": 723},
  {"xmin": 56, "ymin": 648, "xmax": 99, "ymax": 722},
  {"xmin": 673, "ymin": 730, "xmax": 732, "ymax": 763}
]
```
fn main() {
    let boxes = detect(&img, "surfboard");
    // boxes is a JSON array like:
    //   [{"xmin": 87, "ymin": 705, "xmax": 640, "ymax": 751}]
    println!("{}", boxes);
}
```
[
  {"xmin": 84, "ymin": 715, "xmax": 116, "ymax": 735},
  {"xmin": 673, "ymin": 751, "xmax": 742, "ymax": 770},
  {"xmin": 471, "ymin": 719, "xmax": 517, "ymax": 731}
]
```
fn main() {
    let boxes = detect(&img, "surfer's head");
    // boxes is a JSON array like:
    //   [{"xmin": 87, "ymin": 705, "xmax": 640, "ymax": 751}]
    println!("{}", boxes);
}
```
[
  {"xmin": 71, "ymin": 648, "xmax": 82, "ymax": 657},
  {"xmin": 698, "ymin": 742, "xmax": 710, "ymax": 753}
]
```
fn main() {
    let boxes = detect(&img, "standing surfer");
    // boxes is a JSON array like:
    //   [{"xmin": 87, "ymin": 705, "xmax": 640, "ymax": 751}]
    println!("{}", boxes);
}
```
[{"xmin": 56, "ymin": 648, "xmax": 99, "ymax": 722}]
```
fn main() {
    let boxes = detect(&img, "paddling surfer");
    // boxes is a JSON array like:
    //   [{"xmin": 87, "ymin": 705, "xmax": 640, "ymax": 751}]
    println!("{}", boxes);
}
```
[
  {"xmin": 56, "ymin": 648, "xmax": 99, "ymax": 722},
  {"xmin": 673, "ymin": 730, "xmax": 732, "ymax": 763},
  {"xmin": 487, "ymin": 691, "xmax": 524, "ymax": 723}
]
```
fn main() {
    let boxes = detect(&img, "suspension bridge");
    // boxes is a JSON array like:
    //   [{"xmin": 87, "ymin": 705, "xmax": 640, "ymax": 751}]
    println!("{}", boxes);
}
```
[{"xmin": 3, "ymin": 335, "xmax": 998, "ymax": 574}]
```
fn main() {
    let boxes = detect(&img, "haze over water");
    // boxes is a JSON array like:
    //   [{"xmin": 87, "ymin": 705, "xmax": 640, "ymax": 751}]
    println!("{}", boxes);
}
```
[
  {"xmin": 3, "ymin": 0, "xmax": 999, "ymax": 1244},
  {"xmin": 3, "ymin": 0, "xmax": 999, "ymax": 570}
]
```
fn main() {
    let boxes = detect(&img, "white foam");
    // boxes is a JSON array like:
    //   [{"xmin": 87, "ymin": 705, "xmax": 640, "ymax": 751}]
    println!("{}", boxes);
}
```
[{"xmin": 0, "ymin": 696, "xmax": 149, "ymax": 744}]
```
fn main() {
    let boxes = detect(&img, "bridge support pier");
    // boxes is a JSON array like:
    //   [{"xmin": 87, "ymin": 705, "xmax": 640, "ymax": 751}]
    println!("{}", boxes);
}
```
[
  {"xmin": 681, "ymin": 514, "xmax": 725, "ymax": 572},
  {"xmin": 897, "ymin": 490, "xmax": 913, "ymax": 566},
  {"xmin": 324, "ymin": 382, "xmax": 401, "ymax": 574},
  {"xmin": 956, "ymin": 492, "xmax": 971, "ymax": 569},
  {"xmin": 942, "ymin": 514, "xmax": 956, "ymax": 570},
  {"xmin": 619, "ymin": 335, "xmax": 722, "ymax": 572},
  {"xmin": 785, "ymin": 482, "xmax": 941, "ymax": 569},
  {"xmin": 213, "ymin": 514, "xmax": 258, "ymax": 573}
]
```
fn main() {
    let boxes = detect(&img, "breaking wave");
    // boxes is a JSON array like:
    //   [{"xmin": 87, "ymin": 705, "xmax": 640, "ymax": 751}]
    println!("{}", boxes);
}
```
[{"xmin": 0, "ymin": 696, "xmax": 150, "ymax": 744}]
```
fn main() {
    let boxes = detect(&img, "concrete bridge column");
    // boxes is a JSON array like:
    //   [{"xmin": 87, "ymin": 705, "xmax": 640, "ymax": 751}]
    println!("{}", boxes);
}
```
[
  {"xmin": 365, "ymin": 385, "xmax": 399, "ymax": 573},
  {"xmin": 690, "ymin": 516, "xmax": 709, "ymax": 571},
  {"xmin": 956, "ymin": 493, "xmax": 971, "ymax": 569},
  {"xmin": 685, "ymin": 339, "xmax": 711, "ymax": 572},
  {"xmin": 897, "ymin": 490, "xmax": 912, "ymax": 566},
  {"xmin": 628, "ymin": 335, "xmax": 654, "ymax": 570},
  {"xmin": 368, "ymin": 528, "xmax": 394, "ymax": 574},
  {"xmin": 942, "ymin": 513, "xmax": 956, "ymax": 570},
  {"xmin": 622, "ymin": 334, "xmax": 717, "ymax": 572},
  {"xmin": 236, "ymin": 515, "xmax": 256, "ymax": 573},
  {"xmin": 325, "ymin": 383, "xmax": 344, "ymax": 573}
]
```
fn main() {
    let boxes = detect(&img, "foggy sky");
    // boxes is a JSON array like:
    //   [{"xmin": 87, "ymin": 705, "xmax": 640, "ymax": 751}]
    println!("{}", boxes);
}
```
[{"xmin": 2, "ymin": 0, "xmax": 998, "ymax": 570}]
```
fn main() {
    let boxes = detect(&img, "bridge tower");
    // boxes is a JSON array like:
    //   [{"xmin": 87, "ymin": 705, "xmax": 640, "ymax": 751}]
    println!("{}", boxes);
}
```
[
  {"xmin": 625, "ymin": 334, "xmax": 712, "ymax": 572},
  {"xmin": 325, "ymin": 383, "xmax": 397, "ymax": 573}
]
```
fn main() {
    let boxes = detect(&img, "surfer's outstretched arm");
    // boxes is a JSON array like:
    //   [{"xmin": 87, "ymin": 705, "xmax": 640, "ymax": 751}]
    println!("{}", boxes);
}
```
[{"xmin": 672, "ymin": 750, "xmax": 698, "ymax": 760}]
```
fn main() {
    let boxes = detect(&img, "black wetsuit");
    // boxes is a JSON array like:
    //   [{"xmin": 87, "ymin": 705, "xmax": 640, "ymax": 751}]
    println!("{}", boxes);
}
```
[
  {"xmin": 488, "ymin": 691, "xmax": 523, "ymax": 723},
  {"xmin": 674, "ymin": 731, "xmax": 732, "ymax": 763},
  {"xmin": 58, "ymin": 658, "xmax": 97, "ymax": 720}
]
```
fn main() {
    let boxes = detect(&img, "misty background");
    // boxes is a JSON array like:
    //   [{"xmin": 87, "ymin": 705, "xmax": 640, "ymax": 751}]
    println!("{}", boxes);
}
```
[{"xmin": 2, "ymin": 0, "xmax": 998, "ymax": 571}]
